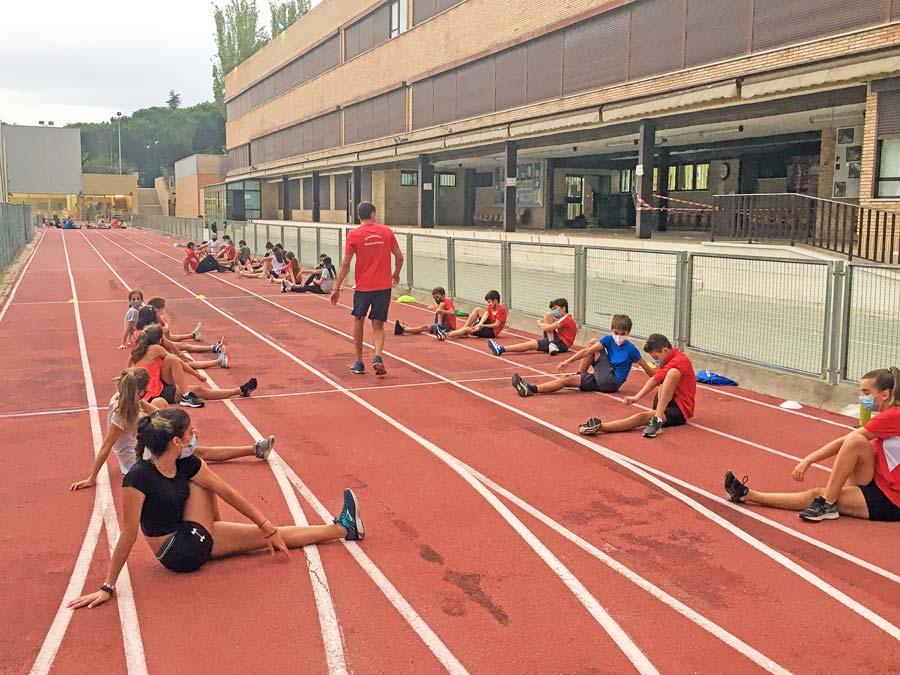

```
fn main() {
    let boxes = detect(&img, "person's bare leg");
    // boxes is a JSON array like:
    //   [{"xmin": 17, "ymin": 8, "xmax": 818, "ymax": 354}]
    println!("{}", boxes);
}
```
[
  {"xmin": 744, "ymin": 487, "xmax": 825, "ymax": 511},
  {"xmin": 653, "ymin": 369, "xmax": 680, "ymax": 421},
  {"xmin": 168, "ymin": 332, "xmax": 194, "ymax": 342},
  {"xmin": 502, "ymin": 339, "xmax": 539, "ymax": 353},
  {"xmin": 196, "ymin": 445, "xmax": 255, "ymax": 462},
  {"xmin": 535, "ymin": 374, "xmax": 582, "ymax": 394},
  {"xmin": 148, "ymin": 397, "xmax": 169, "ymax": 409},
  {"xmin": 447, "ymin": 326, "xmax": 475, "ymax": 339},
  {"xmin": 822, "ymin": 433, "xmax": 876, "ymax": 503},
  {"xmin": 352, "ymin": 316, "xmax": 365, "ymax": 362},
  {"xmin": 597, "ymin": 410, "xmax": 655, "ymax": 433},
  {"xmin": 176, "ymin": 343, "xmax": 214, "ymax": 354},
  {"xmin": 210, "ymin": 521, "xmax": 347, "ymax": 558},
  {"xmin": 372, "ymin": 320, "xmax": 385, "ymax": 359},
  {"xmin": 161, "ymin": 354, "xmax": 191, "ymax": 398},
  {"xmin": 402, "ymin": 324, "xmax": 431, "ymax": 334},
  {"xmin": 187, "ymin": 358, "xmax": 219, "ymax": 370},
  {"xmin": 190, "ymin": 385, "xmax": 242, "ymax": 400}
]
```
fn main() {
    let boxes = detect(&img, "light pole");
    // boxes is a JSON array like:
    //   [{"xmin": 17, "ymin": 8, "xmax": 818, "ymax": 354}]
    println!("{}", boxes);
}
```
[
  {"xmin": 145, "ymin": 140, "xmax": 159, "ymax": 179},
  {"xmin": 116, "ymin": 112, "xmax": 123, "ymax": 174}
]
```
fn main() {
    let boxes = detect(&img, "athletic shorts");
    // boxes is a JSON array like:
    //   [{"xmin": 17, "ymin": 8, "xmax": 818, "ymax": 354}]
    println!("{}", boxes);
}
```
[
  {"xmin": 351, "ymin": 289, "xmax": 391, "ymax": 322},
  {"xmin": 473, "ymin": 327, "xmax": 496, "ymax": 339},
  {"xmin": 537, "ymin": 337, "xmax": 569, "ymax": 354},
  {"xmin": 195, "ymin": 255, "xmax": 219, "ymax": 274},
  {"xmin": 859, "ymin": 481, "xmax": 900, "ymax": 522},
  {"xmin": 143, "ymin": 383, "xmax": 177, "ymax": 405},
  {"xmin": 156, "ymin": 521, "xmax": 213, "ymax": 573},
  {"xmin": 652, "ymin": 395, "xmax": 687, "ymax": 427},
  {"xmin": 579, "ymin": 372, "xmax": 620, "ymax": 393}
]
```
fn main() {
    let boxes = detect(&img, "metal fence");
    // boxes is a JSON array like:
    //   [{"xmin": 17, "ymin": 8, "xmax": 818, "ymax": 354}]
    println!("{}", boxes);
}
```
[
  {"xmin": 0, "ymin": 202, "xmax": 34, "ymax": 276},
  {"xmin": 133, "ymin": 214, "xmax": 900, "ymax": 384}
]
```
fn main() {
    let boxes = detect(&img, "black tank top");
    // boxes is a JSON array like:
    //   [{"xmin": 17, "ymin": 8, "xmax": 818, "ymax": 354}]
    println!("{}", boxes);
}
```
[{"xmin": 122, "ymin": 456, "xmax": 202, "ymax": 536}]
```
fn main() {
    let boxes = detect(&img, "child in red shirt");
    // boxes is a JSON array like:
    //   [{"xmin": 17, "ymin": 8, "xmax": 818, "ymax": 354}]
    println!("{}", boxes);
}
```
[
  {"xmin": 394, "ymin": 287, "xmax": 457, "ymax": 340},
  {"xmin": 578, "ymin": 333, "xmax": 695, "ymax": 439},
  {"xmin": 487, "ymin": 298, "xmax": 576, "ymax": 357},
  {"xmin": 446, "ymin": 290, "xmax": 507, "ymax": 340},
  {"xmin": 723, "ymin": 366, "xmax": 900, "ymax": 522}
]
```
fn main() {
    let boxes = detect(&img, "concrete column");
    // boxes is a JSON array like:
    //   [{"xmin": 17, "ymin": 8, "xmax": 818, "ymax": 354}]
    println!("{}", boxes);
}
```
[
  {"xmin": 463, "ymin": 168, "xmax": 476, "ymax": 226},
  {"xmin": 350, "ymin": 166, "xmax": 362, "ymax": 224},
  {"xmin": 504, "ymin": 141, "xmax": 517, "ymax": 233},
  {"xmin": 281, "ymin": 175, "xmax": 290, "ymax": 221},
  {"xmin": 635, "ymin": 119, "xmax": 657, "ymax": 239},
  {"xmin": 311, "ymin": 171, "xmax": 321, "ymax": 223},
  {"xmin": 418, "ymin": 155, "xmax": 434, "ymax": 228},
  {"xmin": 656, "ymin": 147, "xmax": 670, "ymax": 232}
]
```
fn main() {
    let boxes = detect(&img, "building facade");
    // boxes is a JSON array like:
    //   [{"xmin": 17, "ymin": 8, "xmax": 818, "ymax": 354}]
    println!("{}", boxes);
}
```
[
  {"xmin": 217, "ymin": 0, "xmax": 900, "ymax": 237},
  {"xmin": 174, "ymin": 154, "xmax": 229, "ymax": 218}
]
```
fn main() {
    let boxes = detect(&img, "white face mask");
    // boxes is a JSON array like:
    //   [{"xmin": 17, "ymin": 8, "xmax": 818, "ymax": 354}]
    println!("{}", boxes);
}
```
[
  {"xmin": 179, "ymin": 432, "xmax": 198, "ymax": 458},
  {"xmin": 612, "ymin": 334, "xmax": 627, "ymax": 346}
]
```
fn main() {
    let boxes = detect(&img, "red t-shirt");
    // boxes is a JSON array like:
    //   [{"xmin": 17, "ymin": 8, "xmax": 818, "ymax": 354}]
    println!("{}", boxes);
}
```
[
  {"xmin": 222, "ymin": 245, "xmax": 236, "ymax": 261},
  {"xmin": 186, "ymin": 250, "xmax": 200, "ymax": 272},
  {"xmin": 865, "ymin": 407, "xmax": 900, "ymax": 508},
  {"xmin": 438, "ymin": 299, "xmax": 457, "ymax": 330},
  {"xmin": 652, "ymin": 348, "xmax": 696, "ymax": 419},
  {"xmin": 485, "ymin": 304, "xmax": 507, "ymax": 337},
  {"xmin": 345, "ymin": 223, "xmax": 398, "ymax": 292},
  {"xmin": 555, "ymin": 314, "xmax": 577, "ymax": 348}
]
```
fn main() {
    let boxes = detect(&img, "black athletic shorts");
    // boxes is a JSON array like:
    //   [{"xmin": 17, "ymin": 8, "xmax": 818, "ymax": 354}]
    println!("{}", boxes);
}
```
[
  {"xmin": 652, "ymin": 395, "xmax": 687, "ymax": 427},
  {"xmin": 351, "ymin": 289, "xmax": 391, "ymax": 322},
  {"xmin": 156, "ymin": 521, "xmax": 213, "ymax": 573},
  {"xmin": 144, "ymin": 383, "xmax": 177, "ymax": 405},
  {"xmin": 859, "ymin": 481, "xmax": 900, "ymax": 522},
  {"xmin": 578, "ymin": 351, "xmax": 619, "ymax": 393},
  {"xmin": 195, "ymin": 255, "xmax": 219, "ymax": 274},
  {"xmin": 537, "ymin": 337, "xmax": 569, "ymax": 354},
  {"xmin": 473, "ymin": 327, "xmax": 496, "ymax": 339}
]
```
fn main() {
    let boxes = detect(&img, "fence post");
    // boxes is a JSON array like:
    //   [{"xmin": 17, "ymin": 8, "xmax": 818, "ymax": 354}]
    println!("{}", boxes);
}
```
[
  {"xmin": 336, "ymin": 229, "xmax": 343, "ymax": 266},
  {"xmin": 674, "ymin": 251, "xmax": 689, "ymax": 349},
  {"xmin": 501, "ymin": 240, "xmax": 512, "ymax": 309},
  {"xmin": 447, "ymin": 238, "xmax": 456, "ymax": 299},
  {"xmin": 574, "ymin": 245, "xmax": 586, "ymax": 325},
  {"xmin": 315, "ymin": 227, "xmax": 321, "ymax": 260},
  {"xmin": 406, "ymin": 234, "xmax": 414, "ymax": 289},
  {"xmin": 838, "ymin": 263, "xmax": 853, "ymax": 383},
  {"xmin": 824, "ymin": 260, "xmax": 845, "ymax": 385}
]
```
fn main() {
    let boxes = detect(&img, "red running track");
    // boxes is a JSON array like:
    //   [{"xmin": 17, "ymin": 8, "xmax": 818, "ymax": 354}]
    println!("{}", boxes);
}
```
[{"xmin": 2, "ymin": 227, "xmax": 899, "ymax": 675}]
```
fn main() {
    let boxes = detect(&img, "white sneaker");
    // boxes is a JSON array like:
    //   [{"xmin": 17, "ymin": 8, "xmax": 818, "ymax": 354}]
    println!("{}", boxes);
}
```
[
  {"xmin": 548, "ymin": 342, "xmax": 560, "ymax": 355},
  {"xmin": 217, "ymin": 347, "xmax": 229, "ymax": 369},
  {"xmin": 192, "ymin": 322, "xmax": 202, "ymax": 341}
]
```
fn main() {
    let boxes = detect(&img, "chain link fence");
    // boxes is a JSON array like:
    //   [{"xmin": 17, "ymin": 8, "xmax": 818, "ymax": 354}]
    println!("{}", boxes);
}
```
[
  {"xmin": 0, "ymin": 203, "xmax": 34, "ymax": 276},
  {"xmin": 131, "ymin": 215, "xmax": 898, "ymax": 383}
]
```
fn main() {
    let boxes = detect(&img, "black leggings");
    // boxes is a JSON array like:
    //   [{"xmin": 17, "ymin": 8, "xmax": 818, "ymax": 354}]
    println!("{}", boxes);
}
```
[{"xmin": 290, "ymin": 284, "xmax": 327, "ymax": 293}]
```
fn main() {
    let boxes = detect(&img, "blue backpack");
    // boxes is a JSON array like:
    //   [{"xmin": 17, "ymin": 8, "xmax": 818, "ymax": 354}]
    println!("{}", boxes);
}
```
[{"xmin": 696, "ymin": 370, "xmax": 738, "ymax": 386}]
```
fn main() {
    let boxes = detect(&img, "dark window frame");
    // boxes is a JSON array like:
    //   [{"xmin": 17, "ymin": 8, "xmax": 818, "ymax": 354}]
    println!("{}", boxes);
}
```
[
  {"xmin": 875, "ymin": 138, "xmax": 900, "ymax": 198},
  {"xmin": 400, "ymin": 170, "xmax": 418, "ymax": 186}
]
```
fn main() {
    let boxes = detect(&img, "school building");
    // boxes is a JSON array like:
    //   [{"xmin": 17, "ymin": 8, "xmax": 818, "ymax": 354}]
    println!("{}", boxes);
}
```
[{"xmin": 215, "ymin": 0, "xmax": 900, "ymax": 238}]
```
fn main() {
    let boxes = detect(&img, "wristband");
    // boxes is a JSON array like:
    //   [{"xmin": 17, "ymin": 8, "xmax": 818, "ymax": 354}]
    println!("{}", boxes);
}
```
[
  {"xmin": 264, "ymin": 528, "xmax": 277, "ymax": 539},
  {"xmin": 100, "ymin": 583, "xmax": 116, "ymax": 596}
]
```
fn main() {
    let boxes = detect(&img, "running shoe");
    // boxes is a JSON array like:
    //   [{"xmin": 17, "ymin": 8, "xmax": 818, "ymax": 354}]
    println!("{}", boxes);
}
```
[
  {"xmin": 281, "ymin": 279, "xmax": 291, "ymax": 293},
  {"xmin": 512, "ymin": 373, "xmax": 533, "ymax": 397},
  {"xmin": 723, "ymin": 470, "xmax": 749, "ymax": 503},
  {"xmin": 179, "ymin": 392, "xmax": 205, "ymax": 408},
  {"xmin": 192, "ymin": 322, "xmax": 202, "ymax": 341},
  {"xmin": 578, "ymin": 417, "xmax": 603, "ymax": 436},
  {"xmin": 211, "ymin": 336, "xmax": 226, "ymax": 353},
  {"xmin": 373, "ymin": 356, "xmax": 387, "ymax": 376},
  {"xmin": 394, "ymin": 322, "xmax": 405, "ymax": 336},
  {"xmin": 642, "ymin": 416, "xmax": 663, "ymax": 438},
  {"xmin": 349, "ymin": 361, "xmax": 366, "ymax": 375},
  {"xmin": 217, "ymin": 347, "xmax": 229, "ymax": 369},
  {"xmin": 239, "ymin": 377, "xmax": 258, "ymax": 397},
  {"xmin": 434, "ymin": 324, "xmax": 447, "ymax": 341},
  {"xmin": 548, "ymin": 342, "xmax": 560, "ymax": 356},
  {"xmin": 333, "ymin": 488, "xmax": 364, "ymax": 541},
  {"xmin": 487, "ymin": 339, "xmax": 505, "ymax": 356},
  {"xmin": 254, "ymin": 435, "xmax": 275, "ymax": 460},
  {"xmin": 799, "ymin": 496, "xmax": 839, "ymax": 522}
]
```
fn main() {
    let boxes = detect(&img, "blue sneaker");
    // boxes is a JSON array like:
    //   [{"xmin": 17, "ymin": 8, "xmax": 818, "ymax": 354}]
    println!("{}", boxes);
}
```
[
  {"xmin": 433, "ymin": 324, "xmax": 447, "ymax": 341},
  {"xmin": 373, "ymin": 356, "xmax": 386, "ymax": 376},
  {"xmin": 487, "ymin": 339, "xmax": 505, "ymax": 356},
  {"xmin": 333, "ymin": 488, "xmax": 364, "ymax": 540},
  {"xmin": 349, "ymin": 361, "xmax": 365, "ymax": 374}
]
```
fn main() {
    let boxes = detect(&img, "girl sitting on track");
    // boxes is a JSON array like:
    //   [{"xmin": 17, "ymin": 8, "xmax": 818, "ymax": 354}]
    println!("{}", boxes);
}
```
[
  {"xmin": 724, "ymin": 367, "xmax": 900, "ymax": 522},
  {"xmin": 239, "ymin": 246, "xmax": 286, "ymax": 281},
  {"xmin": 67, "ymin": 408, "xmax": 362, "ymax": 606},
  {"xmin": 119, "ymin": 289, "xmax": 143, "ymax": 350},
  {"xmin": 281, "ymin": 256, "xmax": 335, "ymax": 294},
  {"xmin": 70, "ymin": 368, "xmax": 274, "ymax": 491},
  {"xmin": 129, "ymin": 324, "xmax": 257, "ymax": 408},
  {"xmin": 130, "ymin": 306, "xmax": 226, "ymax": 368}
]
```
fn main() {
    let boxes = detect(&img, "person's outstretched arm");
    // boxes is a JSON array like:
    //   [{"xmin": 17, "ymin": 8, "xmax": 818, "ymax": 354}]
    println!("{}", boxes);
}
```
[
  {"xmin": 70, "ymin": 424, "xmax": 123, "ymax": 491},
  {"xmin": 391, "ymin": 241, "xmax": 404, "ymax": 286},
  {"xmin": 331, "ymin": 254, "xmax": 354, "ymax": 304}
]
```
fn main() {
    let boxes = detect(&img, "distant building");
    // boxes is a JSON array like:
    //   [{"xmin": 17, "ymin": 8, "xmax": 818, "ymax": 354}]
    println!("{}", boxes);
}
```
[{"xmin": 174, "ymin": 154, "xmax": 229, "ymax": 218}]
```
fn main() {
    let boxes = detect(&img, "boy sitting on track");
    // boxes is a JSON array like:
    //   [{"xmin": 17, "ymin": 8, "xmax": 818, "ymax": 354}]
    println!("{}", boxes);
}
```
[
  {"xmin": 445, "ymin": 290, "xmax": 507, "ymax": 340},
  {"xmin": 394, "ymin": 287, "xmax": 457, "ymax": 340},
  {"xmin": 578, "ymin": 333, "xmax": 695, "ymax": 439},
  {"xmin": 512, "ymin": 314, "xmax": 653, "ymax": 397},
  {"xmin": 488, "ymin": 298, "xmax": 576, "ymax": 357}
]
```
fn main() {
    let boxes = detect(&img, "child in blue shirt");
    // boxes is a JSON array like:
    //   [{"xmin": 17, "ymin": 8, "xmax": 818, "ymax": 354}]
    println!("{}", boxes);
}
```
[{"xmin": 511, "ymin": 314, "xmax": 653, "ymax": 396}]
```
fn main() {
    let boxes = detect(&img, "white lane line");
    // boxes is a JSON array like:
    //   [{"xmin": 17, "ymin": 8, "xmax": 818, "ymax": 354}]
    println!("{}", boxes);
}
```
[
  {"xmin": 86, "ymin": 231, "xmax": 469, "ymax": 674},
  {"xmin": 104, "ymin": 232, "xmax": 658, "ymax": 675},
  {"xmin": 0, "ymin": 229, "xmax": 46, "ymax": 324},
  {"xmin": 124, "ymin": 232, "xmax": 900, "ymax": 641},
  {"xmin": 30, "ymin": 234, "xmax": 147, "ymax": 675}
]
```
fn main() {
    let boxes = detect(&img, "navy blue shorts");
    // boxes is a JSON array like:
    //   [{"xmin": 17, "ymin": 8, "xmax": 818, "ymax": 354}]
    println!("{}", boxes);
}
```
[
  {"xmin": 351, "ymin": 289, "xmax": 391, "ymax": 322},
  {"xmin": 860, "ymin": 481, "xmax": 900, "ymax": 522},
  {"xmin": 156, "ymin": 521, "xmax": 213, "ymax": 573}
]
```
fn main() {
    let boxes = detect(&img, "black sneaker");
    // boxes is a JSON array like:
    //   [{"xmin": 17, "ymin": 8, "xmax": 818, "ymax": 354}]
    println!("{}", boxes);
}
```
[
  {"xmin": 642, "ymin": 416, "xmax": 663, "ymax": 438},
  {"xmin": 723, "ymin": 470, "xmax": 749, "ymax": 503},
  {"xmin": 239, "ymin": 378, "xmax": 258, "ymax": 397},
  {"xmin": 799, "ymin": 496, "xmax": 839, "ymax": 522},
  {"xmin": 373, "ymin": 356, "xmax": 386, "ymax": 376},
  {"xmin": 578, "ymin": 417, "xmax": 603, "ymax": 436},
  {"xmin": 511, "ymin": 373, "xmax": 533, "ymax": 397},
  {"xmin": 179, "ymin": 392, "xmax": 205, "ymax": 408},
  {"xmin": 333, "ymin": 488, "xmax": 364, "ymax": 541},
  {"xmin": 394, "ymin": 322, "xmax": 405, "ymax": 336}
]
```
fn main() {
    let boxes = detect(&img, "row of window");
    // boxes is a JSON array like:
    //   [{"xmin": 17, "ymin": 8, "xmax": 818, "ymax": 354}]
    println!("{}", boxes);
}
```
[
  {"xmin": 399, "ymin": 170, "xmax": 458, "ymax": 187},
  {"xmin": 619, "ymin": 164, "xmax": 711, "ymax": 194}
]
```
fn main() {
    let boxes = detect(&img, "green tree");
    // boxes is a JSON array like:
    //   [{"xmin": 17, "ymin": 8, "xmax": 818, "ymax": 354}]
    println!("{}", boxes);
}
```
[
  {"xmin": 270, "ymin": 0, "xmax": 309, "ymax": 38},
  {"xmin": 212, "ymin": 0, "xmax": 269, "ymax": 114},
  {"xmin": 166, "ymin": 90, "xmax": 182, "ymax": 109}
]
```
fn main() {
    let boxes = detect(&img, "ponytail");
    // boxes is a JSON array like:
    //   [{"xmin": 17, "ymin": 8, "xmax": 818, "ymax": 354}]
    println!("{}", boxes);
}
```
[
  {"xmin": 116, "ymin": 367, "xmax": 150, "ymax": 431},
  {"xmin": 130, "ymin": 324, "xmax": 163, "ymax": 364},
  {"xmin": 135, "ymin": 408, "xmax": 190, "ymax": 457},
  {"xmin": 135, "ymin": 305, "xmax": 158, "ymax": 331}
]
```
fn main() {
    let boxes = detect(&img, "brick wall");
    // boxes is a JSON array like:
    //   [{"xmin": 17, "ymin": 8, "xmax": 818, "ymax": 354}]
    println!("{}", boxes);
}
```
[{"xmin": 818, "ymin": 128, "xmax": 836, "ymax": 200}]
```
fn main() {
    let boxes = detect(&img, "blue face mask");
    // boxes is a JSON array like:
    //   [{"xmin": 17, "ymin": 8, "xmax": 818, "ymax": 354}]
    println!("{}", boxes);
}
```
[
  {"xmin": 551, "ymin": 309, "xmax": 562, "ymax": 319},
  {"xmin": 180, "ymin": 432, "xmax": 197, "ymax": 458},
  {"xmin": 860, "ymin": 396, "xmax": 879, "ymax": 412},
  {"xmin": 654, "ymin": 358, "xmax": 665, "ymax": 366}
]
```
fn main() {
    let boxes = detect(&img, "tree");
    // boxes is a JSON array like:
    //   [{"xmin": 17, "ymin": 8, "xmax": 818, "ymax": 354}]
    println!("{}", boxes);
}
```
[
  {"xmin": 166, "ymin": 90, "xmax": 181, "ymax": 109},
  {"xmin": 212, "ymin": 0, "xmax": 269, "ymax": 114},
  {"xmin": 270, "ymin": 0, "xmax": 309, "ymax": 38}
]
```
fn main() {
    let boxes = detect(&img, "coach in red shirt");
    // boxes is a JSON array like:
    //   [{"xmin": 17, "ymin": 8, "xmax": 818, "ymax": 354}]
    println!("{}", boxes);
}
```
[{"xmin": 332, "ymin": 201, "xmax": 404, "ymax": 376}]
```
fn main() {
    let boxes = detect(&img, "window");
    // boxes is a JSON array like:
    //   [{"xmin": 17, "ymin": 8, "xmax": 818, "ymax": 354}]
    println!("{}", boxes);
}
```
[
  {"xmin": 400, "ymin": 170, "xmax": 418, "ymax": 187},
  {"xmin": 619, "ymin": 169, "xmax": 634, "ymax": 193},
  {"xmin": 565, "ymin": 175, "xmax": 584, "ymax": 220},
  {"xmin": 437, "ymin": 172, "xmax": 457, "ymax": 188},
  {"xmin": 474, "ymin": 172, "xmax": 493, "ymax": 188},
  {"xmin": 694, "ymin": 163, "xmax": 710, "ymax": 191},
  {"xmin": 390, "ymin": 0, "xmax": 407, "ymax": 38},
  {"xmin": 876, "ymin": 139, "xmax": 900, "ymax": 198}
]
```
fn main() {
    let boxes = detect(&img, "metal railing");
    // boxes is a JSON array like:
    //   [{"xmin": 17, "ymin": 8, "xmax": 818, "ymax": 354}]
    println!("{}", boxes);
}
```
[
  {"xmin": 712, "ymin": 193, "xmax": 900, "ymax": 264},
  {"xmin": 133, "ymin": 214, "xmax": 900, "ymax": 384},
  {"xmin": 0, "ymin": 202, "xmax": 34, "ymax": 276}
]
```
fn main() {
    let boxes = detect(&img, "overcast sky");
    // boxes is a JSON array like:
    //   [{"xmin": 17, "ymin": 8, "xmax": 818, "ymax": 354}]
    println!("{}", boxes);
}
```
[{"xmin": 0, "ymin": 0, "xmax": 320, "ymax": 127}]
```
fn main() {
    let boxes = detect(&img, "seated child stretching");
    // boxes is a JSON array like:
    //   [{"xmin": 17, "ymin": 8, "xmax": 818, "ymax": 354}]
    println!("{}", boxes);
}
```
[
  {"xmin": 282, "ymin": 256, "xmax": 336, "ymax": 294},
  {"xmin": 512, "ymin": 314, "xmax": 652, "ymax": 396},
  {"xmin": 394, "ymin": 287, "xmax": 457, "ymax": 340},
  {"xmin": 488, "ymin": 298, "xmax": 576, "ymax": 357},
  {"xmin": 445, "ymin": 290, "xmax": 507, "ymax": 340},
  {"xmin": 119, "ymin": 289, "xmax": 144, "ymax": 350},
  {"xmin": 578, "ymin": 333, "xmax": 695, "ymax": 439}
]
